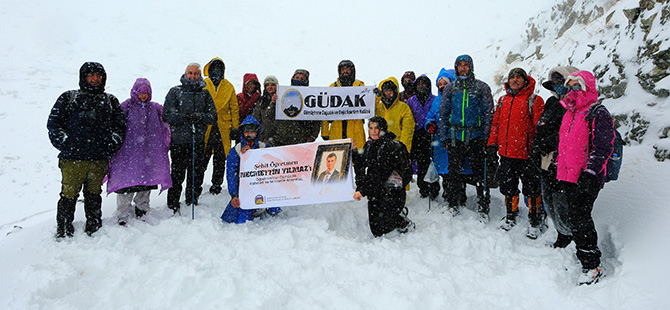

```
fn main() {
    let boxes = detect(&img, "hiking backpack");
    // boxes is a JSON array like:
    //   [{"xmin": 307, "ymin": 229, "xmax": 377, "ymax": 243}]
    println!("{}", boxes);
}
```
[{"xmin": 586, "ymin": 103, "xmax": 623, "ymax": 182}]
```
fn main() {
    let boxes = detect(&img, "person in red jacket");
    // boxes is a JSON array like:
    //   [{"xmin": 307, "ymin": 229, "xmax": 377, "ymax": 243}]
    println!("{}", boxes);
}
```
[
  {"xmin": 487, "ymin": 68, "xmax": 545, "ymax": 238},
  {"xmin": 237, "ymin": 73, "xmax": 261, "ymax": 122}
]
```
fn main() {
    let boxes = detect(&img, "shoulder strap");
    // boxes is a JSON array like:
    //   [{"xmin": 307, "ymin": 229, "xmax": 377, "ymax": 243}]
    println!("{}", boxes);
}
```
[
  {"xmin": 586, "ymin": 103, "xmax": 605, "ymax": 131},
  {"xmin": 496, "ymin": 95, "xmax": 505, "ymax": 109},
  {"xmin": 527, "ymin": 94, "xmax": 536, "ymax": 116},
  {"xmin": 61, "ymin": 90, "xmax": 79, "ymax": 114}
]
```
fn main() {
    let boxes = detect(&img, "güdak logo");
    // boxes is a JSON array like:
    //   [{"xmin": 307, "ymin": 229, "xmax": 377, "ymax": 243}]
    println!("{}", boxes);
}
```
[
  {"xmin": 281, "ymin": 87, "xmax": 370, "ymax": 118},
  {"xmin": 281, "ymin": 88, "xmax": 303, "ymax": 118}
]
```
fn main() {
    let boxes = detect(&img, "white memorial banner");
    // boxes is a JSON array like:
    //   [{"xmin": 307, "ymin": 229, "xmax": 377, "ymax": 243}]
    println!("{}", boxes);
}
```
[
  {"xmin": 239, "ymin": 139, "xmax": 355, "ymax": 209},
  {"xmin": 275, "ymin": 85, "xmax": 375, "ymax": 121}
]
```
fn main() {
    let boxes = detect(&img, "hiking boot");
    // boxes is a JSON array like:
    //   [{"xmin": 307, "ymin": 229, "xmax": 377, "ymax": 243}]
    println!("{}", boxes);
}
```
[
  {"xmin": 527, "ymin": 221, "xmax": 548, "ymax": 239},
  {"xmin": 266, "ymin": 207, "xmax": 282, "ymax": 216},
  {"xmin": 209, "ymin": 185, "xmax": 222, "ymax": 195},
  {"xmin": 398, "ymin": 207, "xmax": 415, "ymax": 234},
  {"xmin": 135, "ymin": 207, "xmax": 147, "ymax": 218},
  {"xmin": 168, "ymin": 203, "xmax": 181, "ymax": 215},
  {"xmin": 577, "ymin": 266, "xmax": 605, "ymax": 286},
  {"xmin": 478, "ymin": 212, "xmax": 490, "ymax": 224},
  {"xmin": 551, "ymin": 233, "xmax": 573, "ymax": 248},
  {"xmin": 500, "ymin": 212, "xmax": 518, "ymax": 231},
  {"xmin": 56, "ymin": 194, "xmax": 76, "ymax": 239},
  {"xmin": 398, "ymin": 220, "xmax": 416, "ymax": 234},
  {"xmin": 447, "ymin": 205, "xmax": 460, "ymax": 217},
  {"xmin": 83, "ymin": 191, "xmax": 102, "ymax": 236}
]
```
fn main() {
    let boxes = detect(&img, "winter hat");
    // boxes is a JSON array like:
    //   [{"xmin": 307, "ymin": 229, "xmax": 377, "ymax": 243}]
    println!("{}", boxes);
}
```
[
  {"xmin": 542, "ymin": 66, "xmax": 579, "ymax": 92},
  {"xmin": 402, "ymin": 71, "xmax": 416, "ymax": 84},
  {"xmin": 369, "ymin": 116, "xmax": 388, "ymax": 133},
  {"xmin": 293, "ymin": 69, "xmax": 310, "ymax": 81},
  {"xmin": 264, "ymin": 75, "xmax": 279, "ymax": 86},
  {"xmin": 508, "ymin": 67, "xmax": 529, "ymax": 84}
]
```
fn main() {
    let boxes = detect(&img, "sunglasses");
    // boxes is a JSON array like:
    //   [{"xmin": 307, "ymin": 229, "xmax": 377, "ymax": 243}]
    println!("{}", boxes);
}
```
[{"xmin": 567, "ymin": 84, "xmax": 582, "ymax": 92}]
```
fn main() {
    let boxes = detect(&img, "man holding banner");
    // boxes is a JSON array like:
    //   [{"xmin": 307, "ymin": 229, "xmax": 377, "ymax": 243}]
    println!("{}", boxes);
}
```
[
  {"xmin": 321, "ymin": 60, "xmax": 366, "ymax": 151},
  {"xmin": 221, "ymin": 115, "xmax": 281, "ymax": 223}
]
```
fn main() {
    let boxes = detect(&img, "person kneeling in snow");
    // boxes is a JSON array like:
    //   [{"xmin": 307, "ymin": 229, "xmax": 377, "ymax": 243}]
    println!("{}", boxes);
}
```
[
  {"xmin": 353, "ymin": 116, "xmax": 415, "ymax": 237},
  {"xmin": 221, "ymin": 116, "xmax": 281, "ymax": 223}
]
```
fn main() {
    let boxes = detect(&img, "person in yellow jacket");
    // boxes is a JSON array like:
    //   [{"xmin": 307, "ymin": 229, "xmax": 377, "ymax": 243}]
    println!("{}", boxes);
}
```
[
  {"xmin": 200, "ymin": 57, "xmax": 239, "ymax": 195},
  {"xmin": 374, "ymin": 77, "xmax": 415, "ymax": 153},
  {"xmin": 321, "ymin": 60, "xmax": 366, "ymax": 151}
]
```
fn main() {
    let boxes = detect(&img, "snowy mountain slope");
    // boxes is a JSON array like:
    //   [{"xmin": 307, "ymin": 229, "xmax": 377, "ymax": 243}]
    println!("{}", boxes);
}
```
[
  {"xmin": 1, "ymin": 0, "xmax": 669, "ymax": 309},
  {"xmin": 480, "ymin": 0, "xmax": 670, "ymax": 160}
]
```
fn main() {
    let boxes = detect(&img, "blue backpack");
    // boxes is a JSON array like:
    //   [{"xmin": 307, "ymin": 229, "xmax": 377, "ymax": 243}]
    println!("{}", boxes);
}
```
[{"xmin": 587, "ymin": 103, "xmax": 623, "ymax": 182}]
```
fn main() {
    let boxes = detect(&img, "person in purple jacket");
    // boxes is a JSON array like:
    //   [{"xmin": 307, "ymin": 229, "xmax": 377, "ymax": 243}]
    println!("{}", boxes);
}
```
[
  {"xmin": 107, "ymin": 78, "xmax": 172, "ymax": 225},
  {"xmin": 407, "ymin": 75, "xmax": 439, "ymax": 199},
  {"xmin": 555, "ymin": 70, "xmax": 614, "ymax": 285}
]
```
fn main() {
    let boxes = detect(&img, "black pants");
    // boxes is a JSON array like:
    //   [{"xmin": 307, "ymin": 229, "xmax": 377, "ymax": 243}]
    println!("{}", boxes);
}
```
[
  {"xmin": 368, "ymin": 187, "xmax": 409, "ymax": 237},
  {"xmin": 498, "ymin": 156, "xmax": 541, "ymax": 198},
  {"xmin": 560, "ymin": 177, "xmax": 601, "ymax": 269},
  {"xmin": 412, "ymin": 129, "xmax": 439, "ymax": 198},
  {"xmin": 167, "ymin": 142, "xmax": 206, "ymax": 208},
  {"xmin": 446, "ymin": 138, "xmax": 488, "ymax": 208},
  {"xmin": 199, "ymin": 126, "xmax": 226, "ymax": 188}
]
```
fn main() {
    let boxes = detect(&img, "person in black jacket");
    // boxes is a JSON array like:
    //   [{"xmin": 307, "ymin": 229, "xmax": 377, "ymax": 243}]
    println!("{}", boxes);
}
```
[
  {"xmin": 163, "ymin": 63, "xmax": 218, "ymax": 214},
  {"xmin": 532, "ymin": 66, "xmax": 579, "ymax": 247},
  {"xmin": 47, "ymin": 62, "xmax": 127, "ymax": 238},
  {"xmin": 353, "ymin": 116, "xmax": 415, "ymax": 237}
]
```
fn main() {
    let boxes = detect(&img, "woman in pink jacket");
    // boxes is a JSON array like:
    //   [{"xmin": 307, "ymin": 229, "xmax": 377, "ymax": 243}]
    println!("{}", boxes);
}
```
[{"xmin": 556, "ymin": 70, "xmax": 614, "ymax": 285}]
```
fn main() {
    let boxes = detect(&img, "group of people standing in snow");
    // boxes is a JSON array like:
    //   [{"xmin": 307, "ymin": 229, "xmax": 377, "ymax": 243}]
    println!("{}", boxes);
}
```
[{"xmin": 48, "ymin": 55, "xmax": 616, "ymax": 285}]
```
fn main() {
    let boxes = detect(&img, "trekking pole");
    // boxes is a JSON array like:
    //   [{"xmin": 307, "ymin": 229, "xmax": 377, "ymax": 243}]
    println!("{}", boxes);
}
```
[
  {"xmin": 428, "ymin": 133, "xmax": 433, "ymax": 212},
  {"xmin": 192, "ymin": 123, "xmax": 196, "ymax": 220}
]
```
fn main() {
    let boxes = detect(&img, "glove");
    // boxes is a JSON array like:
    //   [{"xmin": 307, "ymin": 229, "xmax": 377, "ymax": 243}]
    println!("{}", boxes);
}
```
[
  {"xmin": 373, "ymin": 87, "xmax": 382, "ymax": 97},
  {"xmin": 188, "ymin": 113, "xmax": 203, "ymax": 123},
  {"xmin": 441, "ymin": 139, "xmax": 450, "ymax": 148},
  {"xmin": 486, "ymin": 144, "xmax": 498, "ymax": 156},
  {"xmin": 229, "ymin": 127, "xmax": 239, "ymax": 142},
  {"xmin": 578, "ymin": 170, "xmax": 598, "ymax": 190},
  {"xmin": 426, "ymin": 121, "xmax": 437, "ymax": 134}
]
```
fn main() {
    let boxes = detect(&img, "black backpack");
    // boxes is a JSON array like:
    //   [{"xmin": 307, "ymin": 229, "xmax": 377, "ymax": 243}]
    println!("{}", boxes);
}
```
[{"xmin": 586, "ymin": 103, "xmax": 623, "ymax": 182}]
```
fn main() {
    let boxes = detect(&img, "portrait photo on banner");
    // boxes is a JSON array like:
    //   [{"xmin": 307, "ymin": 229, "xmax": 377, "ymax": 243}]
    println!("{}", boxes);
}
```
[{"xmin": 311, "ymin": 142, "xmax": 351, "ymax": 184}]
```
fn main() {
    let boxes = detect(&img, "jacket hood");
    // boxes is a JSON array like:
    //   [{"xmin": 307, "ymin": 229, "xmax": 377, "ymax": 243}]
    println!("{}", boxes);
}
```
[
  {"xmin": 436, "ymin": 68, "xmax": 456, "ymax": 87},
  {"xmin": 203, "ymin": 57, "xmax": 226, "ymax": 77},
  {"xmin": 415, "ymin": 75, "xmax": 431, "ymax": 87},
  {"xmin": 542, "ymin": 66, "xmax": 580, "ymax": 94},
  {"xmin": 79, "ymin": 62, "xmax": 107, "ymax": 93},
  {"xmin": 560, "ymin": 70, "xmax": 598, "ymax": 112},
  {"xmin": 239, "ymin": 115, "xmax": 262, "ymax": 144},
  {"xmin": 180, "ymin": 74, "xmax": 207, "ymax": 89},
  {"xmin": 454, "ymin": 54, "xmax": 474, "ymax": 77},
  {"xmin": 337, "ymin": 60, "xmax": 356, "ymax": 85},
  {"xmin": 378, "ymin": 77, "xmax": 400, "ymax": 105},
  {"xmin": 378, "ymin": 76, "xmax": 400, "ymax": 92},
  {"xmin": 504, "ymin": 74, "xmax": 537, "ymax": 97},
  {"xmin": 243, "ymin": 73, "xmax": 260, "ymax": 94},
  {"xmin": 130, "ymin": 78, "xmax": 152, "ymax": 103}
]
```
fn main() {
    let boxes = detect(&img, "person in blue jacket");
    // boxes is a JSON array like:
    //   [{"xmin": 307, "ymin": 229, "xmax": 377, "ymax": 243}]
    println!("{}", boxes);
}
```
[
  {"xmin": 439, "ymin": 55, "xmax": 495, "ymax": 219},
  {"xmin": 424, "ymin": 68, "xmax": 472, "ymax": 206},
  {"xmin": 220, "ymin": 116, "xmax": 281, "ymax": 223}
]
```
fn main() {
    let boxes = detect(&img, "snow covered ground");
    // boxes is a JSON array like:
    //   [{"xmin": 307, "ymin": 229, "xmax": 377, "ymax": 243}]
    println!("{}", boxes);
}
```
[{"xmin": 1, "ymin": 1, "xmax": 669, "ymax": 309}]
